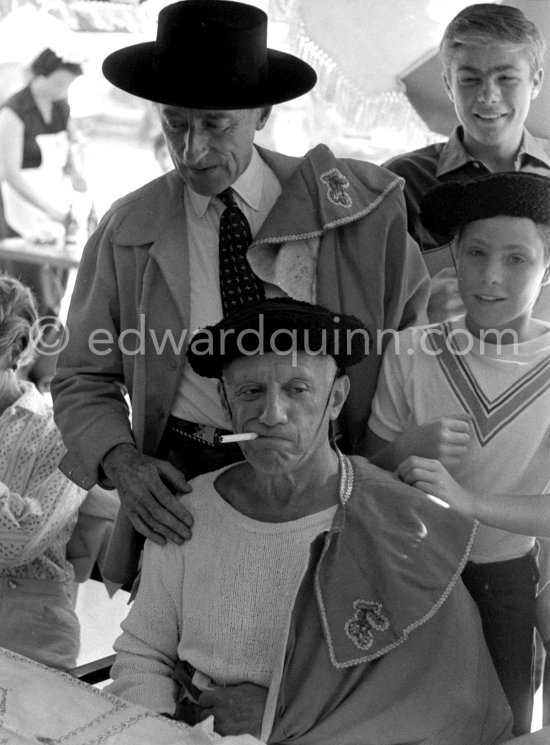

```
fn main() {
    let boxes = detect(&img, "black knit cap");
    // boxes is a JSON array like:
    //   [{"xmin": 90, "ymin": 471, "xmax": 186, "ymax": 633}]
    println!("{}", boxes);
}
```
[
  {"xmin": 186, "ymin": 298, "xmax": 370, "ymax": 379},
  {"xmin": 420, "ymin": 172, "xmax": 550, "ymax": 237}
]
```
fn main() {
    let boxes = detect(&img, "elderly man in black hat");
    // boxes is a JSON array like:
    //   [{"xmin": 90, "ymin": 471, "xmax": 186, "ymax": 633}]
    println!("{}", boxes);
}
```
[
  {"xmin": 106, "ymin": 297, "xmax": 512, "ymax": 744},
  {"xmin": 51, "ymin": 0, "xmax": 429, "ymax": 586}
]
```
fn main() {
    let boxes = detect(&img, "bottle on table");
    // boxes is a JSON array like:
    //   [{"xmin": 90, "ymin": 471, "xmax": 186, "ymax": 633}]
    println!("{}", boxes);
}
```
[
  {"xmin": 64, "ymin": 204, "xmax": 78, "ymax": 252},
  {"xmin": 87, "ymin": 202, "xmax": 98, "ymax": 237}
]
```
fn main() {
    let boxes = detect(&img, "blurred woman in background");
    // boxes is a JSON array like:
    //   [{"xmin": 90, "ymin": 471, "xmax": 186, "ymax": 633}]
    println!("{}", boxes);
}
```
[{"xmin": 0, "ymin": 47, "xmax": 87, "ymax": 385}]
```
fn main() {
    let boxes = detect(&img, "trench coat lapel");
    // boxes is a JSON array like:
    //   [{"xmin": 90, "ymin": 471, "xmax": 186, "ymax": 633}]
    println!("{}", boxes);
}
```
[
  {"xmin": 147, "ymin": 183, "xmax": 190, "ymax": 328},
  {"xmin": 125, "ymin": 175, "xmax": 191, "ymax": 455}
]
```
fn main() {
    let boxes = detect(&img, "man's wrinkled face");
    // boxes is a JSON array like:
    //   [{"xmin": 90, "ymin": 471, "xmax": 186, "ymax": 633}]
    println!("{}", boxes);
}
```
[
  {"xmin": 158, "ymin": 105, "xmax": 271, "ymax": 196},
  {"xmin": 220, "ymin": 351, "xmax": 349, "ymax": 475}
]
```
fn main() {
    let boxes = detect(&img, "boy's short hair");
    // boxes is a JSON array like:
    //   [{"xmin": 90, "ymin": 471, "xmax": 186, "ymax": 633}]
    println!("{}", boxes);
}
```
[{"xmin": 440, "ymin": 3, "xmax": 546, "ymax": 75}]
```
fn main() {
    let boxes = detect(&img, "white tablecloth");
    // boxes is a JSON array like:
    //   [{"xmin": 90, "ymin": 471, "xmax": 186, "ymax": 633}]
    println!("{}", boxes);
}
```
[{"xmin": 0, "ymin": 647, "xmax": 262, "ymax": 745}]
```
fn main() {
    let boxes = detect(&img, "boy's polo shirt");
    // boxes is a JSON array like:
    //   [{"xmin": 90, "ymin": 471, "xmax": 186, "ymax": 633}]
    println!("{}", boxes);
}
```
[{"xmin": 384, "ymin": 126, "xmax": 550, "ymax": 252}]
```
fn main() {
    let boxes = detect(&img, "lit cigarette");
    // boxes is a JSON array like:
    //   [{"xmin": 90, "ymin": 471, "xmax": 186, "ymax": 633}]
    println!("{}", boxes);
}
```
[
  {"xmin": 425, "ymin": 493, "xmax": 450, "ymax": 509},
  {"xmin": 218, "ymin": 433, "xmax": 259, "ymax": 444}
]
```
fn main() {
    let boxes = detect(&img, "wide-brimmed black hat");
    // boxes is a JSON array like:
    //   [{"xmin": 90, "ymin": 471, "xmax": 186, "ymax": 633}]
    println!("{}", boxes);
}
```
[
  {"xmin": 421, "ymin": 172, "xmax": 550, "ymax": 237},
  {"xmin": 102, "ymin": 0, "xmax": 317, "ymax": 108},
  {"xmin": 186, "ymin": 298, "xmax": 370, "ymax": 378}
]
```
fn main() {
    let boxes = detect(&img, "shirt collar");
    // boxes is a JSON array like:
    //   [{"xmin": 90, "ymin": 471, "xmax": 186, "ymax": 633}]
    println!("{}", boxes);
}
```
[
  {"xmin": 437, "ymin": 126, "xmax": 550, "ymax": 176},
  {"xmin": 187, "ymin": 146, "xmax": 264, "ymax": 218},
  {"xmin": 518, "ymin": 129, "xmax": 550, "ymax": 168},
  {"xmin": 436, "ymin": 127, "xmax": 477, "ymax": 177}
]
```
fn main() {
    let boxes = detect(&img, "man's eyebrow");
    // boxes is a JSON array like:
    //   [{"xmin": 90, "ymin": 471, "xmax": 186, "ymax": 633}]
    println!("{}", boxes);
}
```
[{"xmin": 204, "ymin": 113, "xmax": 233, "ymax": 123}]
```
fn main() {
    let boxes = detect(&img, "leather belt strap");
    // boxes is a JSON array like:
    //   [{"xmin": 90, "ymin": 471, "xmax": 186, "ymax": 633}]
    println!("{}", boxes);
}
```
[{"xmin": 165, "ymin": 415, "xmax": 231, "ymax": 448}]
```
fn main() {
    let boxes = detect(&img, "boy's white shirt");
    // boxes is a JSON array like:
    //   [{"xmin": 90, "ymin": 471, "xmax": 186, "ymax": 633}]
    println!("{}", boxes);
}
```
[{"xmin": 369, "ymin": 315, "xmax": 550, "ymax": 563}]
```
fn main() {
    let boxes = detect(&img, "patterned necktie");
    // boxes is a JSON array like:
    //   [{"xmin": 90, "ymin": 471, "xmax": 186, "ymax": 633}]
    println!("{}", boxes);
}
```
[{"xmin": 218, "ymin": 188, "xmax": 265, "ymax": 315}]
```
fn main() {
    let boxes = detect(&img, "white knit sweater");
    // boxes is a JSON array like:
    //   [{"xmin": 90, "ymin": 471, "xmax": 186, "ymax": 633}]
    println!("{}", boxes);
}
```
[{"xmin": 108, "ymin": 468, "xmax": 336, "ymax": 713}]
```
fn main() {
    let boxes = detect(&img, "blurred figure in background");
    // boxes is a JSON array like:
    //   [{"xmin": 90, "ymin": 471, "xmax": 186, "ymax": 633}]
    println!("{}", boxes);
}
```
[
  {"xmin": 0, "ymin": 275, "xmax": 85, "ymax": 670},
  {"xmin": 0, "ymin": 47, "xmax": 87, "ymax": 387},
  {"xmin": 0, "ymin": 47, "xmax": 86, "ymax": 317}
]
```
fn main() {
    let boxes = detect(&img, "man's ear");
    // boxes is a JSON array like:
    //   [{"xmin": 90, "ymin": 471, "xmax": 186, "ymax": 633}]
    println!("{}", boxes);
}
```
[
  {"xmin": 217, "ymin": 379, "xmax": 231, "ymax": 420},
  {"xmin": 329, "ymin": 374, "xmax": 350, "ymax": 420},
  {"xmin": 256, "ymin": 106, "xmax": 272, "ymax": 131}
]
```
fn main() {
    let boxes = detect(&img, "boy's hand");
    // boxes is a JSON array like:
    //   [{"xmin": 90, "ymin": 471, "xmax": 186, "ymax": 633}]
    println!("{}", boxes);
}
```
[
  {"xmin": 395, "ymin": 415, "xmax": 471, "ymax": 473},
  {"xmin": 397, "ymin": 455, "xmax": 475, "ymax": 518}
]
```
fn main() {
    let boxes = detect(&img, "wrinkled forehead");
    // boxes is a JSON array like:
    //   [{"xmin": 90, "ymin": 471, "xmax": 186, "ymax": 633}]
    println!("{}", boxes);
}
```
[{"xmin": 157, "ymin": 104, "xmax": 256, "ymax": 121}]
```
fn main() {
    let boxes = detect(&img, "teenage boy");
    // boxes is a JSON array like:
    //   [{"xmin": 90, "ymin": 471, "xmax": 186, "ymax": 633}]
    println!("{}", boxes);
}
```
[
  {"xmin": 384, "ymin": 3, "xmax": 549, "ymax": 321},
  {"xmin": 366, "ymin": 172, "xmax": 550, "ymax": 736}
]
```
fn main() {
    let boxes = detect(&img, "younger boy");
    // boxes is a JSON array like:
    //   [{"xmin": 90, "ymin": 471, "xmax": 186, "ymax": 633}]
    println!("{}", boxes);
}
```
[{"xmin": 366, "ymin": 172, "xmax": 550, "ymax": 736}]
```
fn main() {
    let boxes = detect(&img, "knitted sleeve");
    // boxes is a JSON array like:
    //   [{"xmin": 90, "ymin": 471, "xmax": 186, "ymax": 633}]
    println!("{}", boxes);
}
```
[{"xmin": 107, "ymin": 537, "xmax": 185, "ymax": 714}]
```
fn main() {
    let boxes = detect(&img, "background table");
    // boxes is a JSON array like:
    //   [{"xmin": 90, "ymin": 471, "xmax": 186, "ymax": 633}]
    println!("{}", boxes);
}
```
[
  {"xmin": 0, "ymin": 237, "xmax": 80, "ymax": 270},
  {"xmin": 0, "ymin": 237, "xmax": 81, "ymax": 323}
]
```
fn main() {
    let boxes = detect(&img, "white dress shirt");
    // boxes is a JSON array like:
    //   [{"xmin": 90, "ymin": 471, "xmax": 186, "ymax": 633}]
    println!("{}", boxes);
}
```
[{"xmin": 171, "ymin": 147, "xmax": 282, "ymax": 427}]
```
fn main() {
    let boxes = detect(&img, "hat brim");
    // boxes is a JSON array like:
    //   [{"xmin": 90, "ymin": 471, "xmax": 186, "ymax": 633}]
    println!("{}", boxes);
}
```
[
  {"xmin": 186, "ymin": 299, "xmax": 370, "ymax": 379},
  {"xmin": 102, "ymin": 44, "xmax": 316, "ymax": 108}
]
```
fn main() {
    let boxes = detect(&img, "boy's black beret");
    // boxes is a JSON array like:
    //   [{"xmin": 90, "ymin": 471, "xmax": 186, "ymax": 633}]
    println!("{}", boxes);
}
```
[{"xmin": 420, "ymin": 172, "xmax": 550, "ymax": 237}]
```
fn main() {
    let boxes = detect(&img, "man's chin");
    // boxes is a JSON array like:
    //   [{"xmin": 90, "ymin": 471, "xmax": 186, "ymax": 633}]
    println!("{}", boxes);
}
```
[
  {"xmin": 182, "ymin": 167, "xmax": 228, "ymax": 196},
  {"xmin": 246, "ymin": 450, "xmax": 292, "ymax": 473}
]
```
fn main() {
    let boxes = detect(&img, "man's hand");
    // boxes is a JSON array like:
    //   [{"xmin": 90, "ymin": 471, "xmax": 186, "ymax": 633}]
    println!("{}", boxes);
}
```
[
  {"xmin": 428, "ymin": 267, "xmax": 465, "ymax": 323},
  {"xmin": 197, "ymin": 683, "xmax": 268, "ymax": 737},
  {"xmin": 394, "ymin": 415, "xmax": 471, "ymax": 473},
  {"xmin": 102, "ymin": 443, "xmax": 193, "ymax": 545},
  {"xmin": 397, "ymin": 455, "xmax": 475, "ymax": 517}
]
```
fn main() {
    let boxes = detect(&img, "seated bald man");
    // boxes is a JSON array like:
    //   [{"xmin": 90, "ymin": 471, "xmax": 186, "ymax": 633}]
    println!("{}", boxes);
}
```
[{"xmin": 106, "ymin": 298, "xmax": 512, "ymax": 745}]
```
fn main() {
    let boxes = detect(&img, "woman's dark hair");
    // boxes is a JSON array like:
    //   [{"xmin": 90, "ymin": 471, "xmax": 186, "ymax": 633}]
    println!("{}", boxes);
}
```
[{"xmin": 30, "ymin": 48, "xmax": 83, "ymax": 78}]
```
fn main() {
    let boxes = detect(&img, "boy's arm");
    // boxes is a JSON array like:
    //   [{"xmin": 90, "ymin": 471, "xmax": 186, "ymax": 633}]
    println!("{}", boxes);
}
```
[
  {"xmin": 367, "ymin": 326, "xmax": 470, "ymax": 473},
  {"xmin": 366, "ymin": 416, "xmax": 471, "ymax": 473},
  {"xmin": 398, "ymin": 455, "xmax": 550, "ymax": 536}
]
